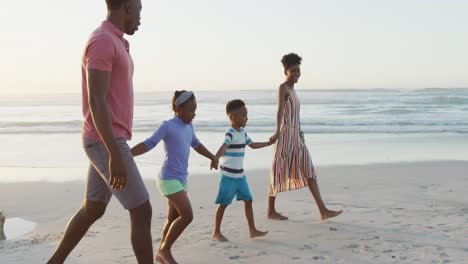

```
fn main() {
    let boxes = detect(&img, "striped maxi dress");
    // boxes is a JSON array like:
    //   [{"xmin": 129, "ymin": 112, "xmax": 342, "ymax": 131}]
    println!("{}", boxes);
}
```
[{"xmin": 270, "ymin": 88, "xmax": 317, "ymax": 196}]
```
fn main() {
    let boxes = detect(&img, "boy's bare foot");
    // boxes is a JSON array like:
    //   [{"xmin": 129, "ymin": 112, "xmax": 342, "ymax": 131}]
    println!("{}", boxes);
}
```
[
  {"xmin": 320, "ymin": 210, "xmax": 343, "ymax": 220},
  {"xmin": 250, "ymin": 229, "xmax": 269, "ymax": 238},
  {"xmin": 212, "ymin": 232, "xmax": 229, "ymax": 242},
  {"xmin": 159, "ymin": 248, "xmax": 177, "ymax": 264},
  {"xmin": 267, "ymin": 211, "xmax": 288, "ymax": 220}
]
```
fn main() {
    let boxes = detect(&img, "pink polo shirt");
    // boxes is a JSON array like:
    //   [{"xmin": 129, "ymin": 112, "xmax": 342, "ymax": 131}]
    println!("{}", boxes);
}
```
[{"xmin": 81, "ymin": 21, "xmax": 134, "ymax": 141}]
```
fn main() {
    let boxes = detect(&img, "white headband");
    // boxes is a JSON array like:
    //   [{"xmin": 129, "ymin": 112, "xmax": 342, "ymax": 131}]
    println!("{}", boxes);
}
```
[{"xmin": 175, "ymin": 91, "xmax": 194, "ymax": 106}]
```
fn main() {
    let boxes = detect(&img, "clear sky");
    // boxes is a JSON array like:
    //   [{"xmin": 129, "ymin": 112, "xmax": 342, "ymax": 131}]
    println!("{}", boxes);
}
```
[{"xmin": 1, "ymin": 0, "xmax": 467, "ymax": 95}]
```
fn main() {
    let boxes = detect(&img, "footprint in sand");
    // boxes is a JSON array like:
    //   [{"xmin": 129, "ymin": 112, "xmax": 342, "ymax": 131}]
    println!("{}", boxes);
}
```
[
  {"xmin": 359, "ymin": 245, "xmax": 369, "ymax": 253},
  {"xmin": 290, "ymin": 256, "xmax": 301, "ymax": 260},
  {"xmin": 313, "ymin": 256, "xmax": 326, "ymax": 260},
  {"xmin": 229, "ymin": 255, "xmax": 247, "ymax": 260},
  {"xmin": 301, "ymin": 243, "xmax": 317, "ymax": 250},
  {"xmin": 361, "ymin": 235, "xmax": 380, "ymax": 241}
]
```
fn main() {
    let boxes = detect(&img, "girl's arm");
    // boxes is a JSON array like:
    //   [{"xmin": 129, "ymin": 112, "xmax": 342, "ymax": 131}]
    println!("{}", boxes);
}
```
[
  {"xmin": 132, "ymin": 121, "xmax": 168, "ymax": 157},
  {"xmin": 194, "ymin": 143, "xmax": 216, "ymax": 160},
  {"xmin": 194, "ymin": 143, "xmax": 218, "ymax": 170},
  {"xmin": 270, "ymin": 84, "xmax": 288, "ymax": 143},
  {"xmin": 131, "ymin": 142, "xmax": 149, "ymax": 156}
]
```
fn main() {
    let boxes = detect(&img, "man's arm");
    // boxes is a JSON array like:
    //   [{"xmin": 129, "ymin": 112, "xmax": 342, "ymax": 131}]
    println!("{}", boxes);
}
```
[{"xmin": 87, "ymin": 69, "xmax": 127, "ymax": 190}]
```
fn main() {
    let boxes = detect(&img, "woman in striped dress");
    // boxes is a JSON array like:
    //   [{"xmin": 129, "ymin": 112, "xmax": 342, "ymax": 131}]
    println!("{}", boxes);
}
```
[{"xmin": 268, "ymin": 53, "xmax": 342, "ymax": 220}]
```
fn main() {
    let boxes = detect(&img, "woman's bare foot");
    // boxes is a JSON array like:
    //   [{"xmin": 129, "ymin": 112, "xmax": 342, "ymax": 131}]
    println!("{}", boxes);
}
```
[
  {"xmin": 250, "ymin": 229, "xmax": 269, "ymax": 238},
  {"xmin": 212, "ymin": 232, "xmax": 229, "ymax": 242},
  {"xmin": 267, "ymin": 211, "xmax": 288, "ymax": 220},
  {"xmin": 320, "ymin": 210, "xmax": 343, "ymax": 220},
  {"xmin": 155, "ymin": 252, "xmax": 166, "ymax": 264},
  {"xmin": 159, "ymin": 248, "xmax": 177, "ymax": 264}
]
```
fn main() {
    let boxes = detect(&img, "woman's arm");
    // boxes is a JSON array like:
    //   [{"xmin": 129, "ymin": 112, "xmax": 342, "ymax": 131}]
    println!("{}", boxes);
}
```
[{"xmin": 270, "ymin": 84, "xmax": 288, "ymax": 143}]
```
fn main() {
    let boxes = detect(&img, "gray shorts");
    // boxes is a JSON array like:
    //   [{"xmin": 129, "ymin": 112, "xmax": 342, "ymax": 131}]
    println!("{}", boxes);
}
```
[{"xmin": 83, "ymin": 138, "xmax": 149, "ymax": 210}]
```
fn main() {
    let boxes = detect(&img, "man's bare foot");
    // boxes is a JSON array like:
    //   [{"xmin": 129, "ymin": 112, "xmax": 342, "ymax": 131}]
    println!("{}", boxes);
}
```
[
  {"xmin": 159, "ymin": 248, "xmax": 177, "ymax": 264},
  {"xmin": 320, "ymin": 210, "xmax": 343, "ymax": 220},
  {"xmin": 250, "ymin": 229, "xmax": 269, "ymax": 238},
  {"xmin": 212, "ymin": 232, "xmax": 229, "ymax": 242},
  {"xmin": 267, "ymin": 211, "xmax": 288, "ymax": 220}
]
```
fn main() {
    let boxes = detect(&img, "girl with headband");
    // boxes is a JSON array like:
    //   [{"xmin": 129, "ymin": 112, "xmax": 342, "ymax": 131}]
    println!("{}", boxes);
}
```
[{"xmin": 131, "ymin": 90, "xmax": 218, "ymax": 264}]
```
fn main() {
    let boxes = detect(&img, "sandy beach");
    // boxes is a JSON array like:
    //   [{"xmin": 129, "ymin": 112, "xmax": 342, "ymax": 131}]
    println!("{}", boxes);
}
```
[{"xmin": 1, "ymin": 161, "xmax": 467, "ymax": 263}]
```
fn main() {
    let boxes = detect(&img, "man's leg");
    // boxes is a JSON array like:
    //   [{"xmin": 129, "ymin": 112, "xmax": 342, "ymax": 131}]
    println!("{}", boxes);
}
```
[
  {"xmin": 47, "ymin": 200, "xmax": 107, "ymax": 264},
  {"xmin": 129, "ymin": 200, "xmax": 153, "ymax": 264}
]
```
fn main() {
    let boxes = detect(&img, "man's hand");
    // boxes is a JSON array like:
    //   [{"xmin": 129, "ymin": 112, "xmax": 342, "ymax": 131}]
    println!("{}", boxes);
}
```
[{"xmin": 109, "ymin": 152, "xmax": 128, "ymax": 190}]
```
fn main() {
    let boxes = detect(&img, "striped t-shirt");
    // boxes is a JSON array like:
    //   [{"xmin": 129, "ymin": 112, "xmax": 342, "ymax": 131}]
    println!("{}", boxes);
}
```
[{"xmin": 220, "ymin": 127, "xmax": 252, "ymax": 178}]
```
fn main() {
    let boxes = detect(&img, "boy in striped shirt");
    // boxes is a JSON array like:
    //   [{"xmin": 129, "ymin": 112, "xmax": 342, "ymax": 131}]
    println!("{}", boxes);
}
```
[{"xmin": 211, "ymin": 99, "xmax": 273, "ymax": 242}]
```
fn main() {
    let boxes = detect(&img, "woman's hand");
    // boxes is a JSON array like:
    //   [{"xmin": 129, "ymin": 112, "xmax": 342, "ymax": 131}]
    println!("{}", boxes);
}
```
[{"xmin": 269, "ymin": 132, "xmax": 279, "ymax": 144}]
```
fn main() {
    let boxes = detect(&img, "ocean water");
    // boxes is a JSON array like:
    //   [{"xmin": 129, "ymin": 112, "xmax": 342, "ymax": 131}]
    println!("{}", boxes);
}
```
[
  {"xmin": 1, "ymin": 88, "xmax": 467, "ymax": 134},
  {"xmin": 0, "ymin": 88, "xmax": 467, "ymax": 182}
]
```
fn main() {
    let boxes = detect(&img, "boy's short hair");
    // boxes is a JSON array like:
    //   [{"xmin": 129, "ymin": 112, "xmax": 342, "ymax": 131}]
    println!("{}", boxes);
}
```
[
  {"xmin": 172, "ymin": 90, "xmax": 195, "ymax": 111},
  {"xmin": 226, "ymin": 99, "xmax": 245, "ymax": 114},
  {"xmin": 281, "ymin": 53, "xmax": 302, "ymax": 70}
]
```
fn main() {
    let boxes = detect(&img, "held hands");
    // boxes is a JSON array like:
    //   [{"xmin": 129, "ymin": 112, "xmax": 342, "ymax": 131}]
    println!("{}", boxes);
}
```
[
  {"xmin": 210, "ymin": 157, "xmax": 219, "ymax": 170},
  {"xmin": 269, "ymin": 132, "xmax": 279, "ymax": 145},
  {"xmin": 109, "ymin": 152, "xmax": 128, "ymax": 190}
]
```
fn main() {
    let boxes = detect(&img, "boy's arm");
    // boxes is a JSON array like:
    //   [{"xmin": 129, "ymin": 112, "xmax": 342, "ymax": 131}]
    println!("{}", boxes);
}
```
[
  {"xmin": 248, "ymin": 141, "xmax": 272, "ymax": 149},
  {"xmin": 208, "ymin": 143, "xmax": 229, "ymax": 170},
  {"xmin": 131, "ymin": 142, "xmax": 149, "ymax": 156},
  {"xmin": 214, "ymin": 143, "xmax": 229, "ymax": 160}
]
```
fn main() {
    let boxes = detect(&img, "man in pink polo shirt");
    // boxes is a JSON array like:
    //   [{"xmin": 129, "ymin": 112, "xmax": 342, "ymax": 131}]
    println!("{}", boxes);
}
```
[{"xmin": 48, "ymin": 1, "xmax": 153, "ymax": 263}]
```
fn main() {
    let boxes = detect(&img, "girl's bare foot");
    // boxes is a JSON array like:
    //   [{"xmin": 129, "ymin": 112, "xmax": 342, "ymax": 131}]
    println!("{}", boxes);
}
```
[
  {"xmin": 267, "ymin": 211, "xmax": 288, "ymax": 220},
  {"xmin": 250, "ymin": 229, "xmax": 269, "ymax": 238},
  {"xmin": 320, "ymin": 210, "xmax": 343, "ymax": 220},
  {"xmin": 159, "ymin": 248, "xmax": 177, "ymax": 264},
  {"xmin": 212, "ymin": 232, "xmax": 229, "ymax": 242}
]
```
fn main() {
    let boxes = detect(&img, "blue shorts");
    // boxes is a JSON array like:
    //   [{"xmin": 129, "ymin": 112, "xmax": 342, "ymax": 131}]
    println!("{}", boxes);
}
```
[{"xmin": 215, "ymin": 175, "xmax": 253, "ymax": 205}]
